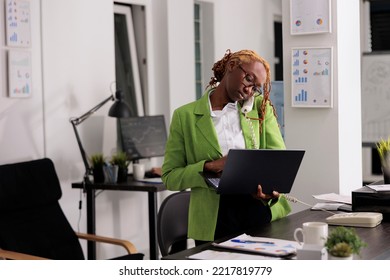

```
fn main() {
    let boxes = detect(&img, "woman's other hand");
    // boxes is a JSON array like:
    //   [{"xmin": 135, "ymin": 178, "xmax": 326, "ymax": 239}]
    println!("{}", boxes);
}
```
[
  {"xmin": 252, "ymin": 184, "xmax": 279, "ymax": 202},
  {"xmin": 204, "ymin": 156, "xmax": 227, "ymax": 173}
]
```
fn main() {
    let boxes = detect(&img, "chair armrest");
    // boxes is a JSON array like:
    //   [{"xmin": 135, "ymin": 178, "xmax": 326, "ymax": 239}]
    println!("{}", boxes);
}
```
[
  {"xmin": 0, "ymin": 249, "xmax": 48, "ymax": 260},
  {"xmin": 0, "ymin": 234, "xmax": 138, "ymax": 259},
  {"xmin": 75, "ymin": 232, "xmax": 138, "ymax": 254}
]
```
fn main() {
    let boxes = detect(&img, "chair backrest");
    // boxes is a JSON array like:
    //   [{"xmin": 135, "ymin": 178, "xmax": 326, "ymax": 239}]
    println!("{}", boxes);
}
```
[
  {"xmin": 157, "ymin": 191, "xmax": 191, "ymax": 257},
  {"xmin": 0, "ymin": 158, "xmax": 85, "ymax": 259}
]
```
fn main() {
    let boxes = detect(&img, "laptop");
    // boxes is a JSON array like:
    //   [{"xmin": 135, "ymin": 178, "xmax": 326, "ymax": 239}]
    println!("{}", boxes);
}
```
[{"xmin": 201, "ymin": 149, "xmax": 305, "ymax": 194}]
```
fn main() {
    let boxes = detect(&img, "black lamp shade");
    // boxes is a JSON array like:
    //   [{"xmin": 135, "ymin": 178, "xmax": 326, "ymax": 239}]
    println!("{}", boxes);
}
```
[{"xmin": 108, "ymin": 90, "xmax": 131, "ymax": 118}]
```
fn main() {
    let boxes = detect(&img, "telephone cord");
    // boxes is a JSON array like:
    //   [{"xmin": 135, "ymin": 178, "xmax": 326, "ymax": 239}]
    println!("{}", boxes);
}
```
[
  {"xmin": 244, "ymin": 114, "xmax": 258, "ymax": 149},
  {"xmin": 283, "ymin": 194, "xmax": 336, "ymax": 215}
]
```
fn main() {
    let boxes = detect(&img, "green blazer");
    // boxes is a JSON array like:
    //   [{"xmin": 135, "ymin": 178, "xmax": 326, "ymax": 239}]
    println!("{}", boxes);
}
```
[{"xmin": 162, "ymin": 89, "xmax": 291, "ymax": 241}]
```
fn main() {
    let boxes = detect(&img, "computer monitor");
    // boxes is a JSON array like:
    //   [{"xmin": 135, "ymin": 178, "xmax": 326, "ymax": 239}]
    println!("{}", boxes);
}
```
[{"xmin": 119, "ymin": 115, "xmax": 167, "ymax": 161}]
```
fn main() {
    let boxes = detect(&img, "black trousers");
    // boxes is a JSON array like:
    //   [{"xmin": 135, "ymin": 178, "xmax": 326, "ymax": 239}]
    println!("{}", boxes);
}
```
[{"xmin": 214, "ymin": 194, "xmax": 272, "ymax": 240}]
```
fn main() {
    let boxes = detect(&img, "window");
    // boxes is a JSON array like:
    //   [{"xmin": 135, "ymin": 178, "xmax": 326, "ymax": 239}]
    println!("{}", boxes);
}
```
[
  {"xmin": 114, "ymin": 4, "xmax": 144, "ymax": 116},
  {"xmin": 194, "ymin": 1, "xmax": 214, "ymax": 100},
  {"xmin": 370, "ymin": 1, "xmax": 390, "ymax": 51},
  {"xmin": 274, "ymin": 20, "xmax": 283, "ymax": 81},
  {"xmin": 194, "ymin": 3, "xmax": 203, "ymax": 99}
]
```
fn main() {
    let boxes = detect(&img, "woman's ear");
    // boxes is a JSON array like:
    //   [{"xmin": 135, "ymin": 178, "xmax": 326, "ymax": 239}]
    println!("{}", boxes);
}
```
[{"xmin": 226, "ymin": 61, "xmax": 236, "ymax": 72}]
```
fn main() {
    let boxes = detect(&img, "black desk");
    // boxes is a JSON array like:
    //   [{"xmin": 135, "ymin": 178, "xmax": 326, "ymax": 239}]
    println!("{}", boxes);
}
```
[
  {"xmin": 163, "ymin": 209, "xmax": 390, "ymax": 260},
  {"xmin": 72, "ymin": 176, "xmax": 166, "ymax": 260}
]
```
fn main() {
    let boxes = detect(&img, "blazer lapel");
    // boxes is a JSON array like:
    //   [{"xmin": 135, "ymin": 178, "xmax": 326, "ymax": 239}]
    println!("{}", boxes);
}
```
[{"xmin": 194, "ymin": 92, "xmax": 222, "ymax": 156}]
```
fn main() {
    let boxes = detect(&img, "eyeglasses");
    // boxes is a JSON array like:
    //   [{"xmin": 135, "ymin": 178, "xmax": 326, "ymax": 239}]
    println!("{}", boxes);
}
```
[{"xmin": 238, "ymin": 65, "xmax": 263, "ymax": 96}]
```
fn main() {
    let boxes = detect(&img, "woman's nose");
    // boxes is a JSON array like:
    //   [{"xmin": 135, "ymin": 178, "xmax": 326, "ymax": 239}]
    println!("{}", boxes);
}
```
[{"xmin": 243, "ymin": 85, "xmax": 254, "ymax": 95}]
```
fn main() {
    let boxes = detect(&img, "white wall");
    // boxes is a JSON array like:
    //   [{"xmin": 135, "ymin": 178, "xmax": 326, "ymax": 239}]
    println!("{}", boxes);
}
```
[
  {"xmin": 0, "ymin": 0, "xmax": 282, "ymax": 259},
  {"xmin": 282, "ymin": 0, "xmax": 362, "ymax": 213},
  {"xmin": 336, "ymin": 0, "xmax": 363, "ymax": 194},
  {"xmin": 40, "ymin": 0, "xmax": 128, "ymax": 259},
  {"xmin": 0, "ymin": 0, "xmax": 44, "ymax": 162},
  {"xmin": 211, "ymin": 0, "xmax": 281, "ymax": 78}
]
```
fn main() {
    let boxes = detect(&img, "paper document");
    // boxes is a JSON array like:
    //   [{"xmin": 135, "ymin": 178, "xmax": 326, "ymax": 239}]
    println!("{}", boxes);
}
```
[
  {"xmin": 212, "ymin": 234, "xmax": 300, "ymax": 257},
  {"xmin": 313, "ymin": 192, "xmax": 351, "ymax": 204},
  {"xmin": 188, "ymin": 249, "xmax": 281, "ymax": 260},
  {"xmin": 365, "ymin": 184, "xmax": 390, "ymax": 192},
  {"xmin": 311, "ymin": 202, "xmax": 345, "ymax": 211},
  {"xmin": 135, "ymin": 178, "xmax": 163, "ymax": 184}
]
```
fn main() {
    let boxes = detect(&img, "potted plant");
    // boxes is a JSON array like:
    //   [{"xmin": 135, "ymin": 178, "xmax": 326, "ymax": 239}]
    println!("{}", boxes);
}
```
[
  {"xmin": 325, "ymin": 226, "xmax": 367, "ymax": 260},
  {"xmin": 376, "ymin": 137, "xmax": 390, "ymax": 184},
  {"xmin": 110, "ymin": 151, "xmax": 129, "ymax": 183},
  {"xmin": 89, "ymin": 153, "xmax": 105, "ymax": 183}
]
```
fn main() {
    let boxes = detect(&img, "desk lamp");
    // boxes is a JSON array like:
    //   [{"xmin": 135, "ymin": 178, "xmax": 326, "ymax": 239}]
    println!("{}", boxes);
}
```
[{"xmin": 70, "ymin": 89, "xmax": 131, "ymax": 184}]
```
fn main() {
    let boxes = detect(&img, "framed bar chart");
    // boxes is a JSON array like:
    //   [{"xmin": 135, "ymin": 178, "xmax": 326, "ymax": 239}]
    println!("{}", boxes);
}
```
[
  {"xmin": 8, "ymin": 50, "xmax": 32, "ymax": 98},
  {"xmin": 5, "ymin": 0, "xmax": 32, "ymax": 48},
  {"xmin": 291, "ymin": 47, "xmax": 332, "ymax": 108}
]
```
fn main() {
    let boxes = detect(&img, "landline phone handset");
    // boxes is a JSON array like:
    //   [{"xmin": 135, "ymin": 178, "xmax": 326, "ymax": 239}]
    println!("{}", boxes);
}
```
[
  {"xmin": 241, "ymin": 96, "xmax": 254, "ymax": 115},
  {"xmin": 241, "ymin": 96, "xmax": 264, "ymax": 119}
]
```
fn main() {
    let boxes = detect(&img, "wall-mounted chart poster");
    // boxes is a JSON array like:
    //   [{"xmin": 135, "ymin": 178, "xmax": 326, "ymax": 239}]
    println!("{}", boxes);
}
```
[
  {"xmin": 8, "ymin": 50, "xmax": 32, "ymax": 98},
  {"xmin": 291, "ymin": 48, "xmax": 332, "ymax": 108},
  {"xmin": 361, "ymin": 53, "xmax": 390, "ymax": 143},
  {"xmin": 6, "ymin": 0, "xmax": 32, "ymax": 47},
  {"xmin": 290, "ymin": 0, "xmax": 331, "ymax": 35}
]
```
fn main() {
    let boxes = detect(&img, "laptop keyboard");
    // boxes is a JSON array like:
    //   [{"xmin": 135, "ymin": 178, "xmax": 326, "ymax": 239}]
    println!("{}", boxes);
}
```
[{"xmin": 208, "ymin": 178, "xmax": 220, "ymax": 188}]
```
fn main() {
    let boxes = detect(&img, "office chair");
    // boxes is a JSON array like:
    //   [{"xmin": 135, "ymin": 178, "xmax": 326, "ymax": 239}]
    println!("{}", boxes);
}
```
[
  {"xmin": 157, "ymin": 191, "xmax": 191, "ymax": 257},
  {"xmin": 0, "ymin": 158, "xmax": 143, "ymax": 260}
]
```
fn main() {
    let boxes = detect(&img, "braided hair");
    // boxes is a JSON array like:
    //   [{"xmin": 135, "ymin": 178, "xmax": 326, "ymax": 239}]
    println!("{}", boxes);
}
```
[{"xmin": 208, "ymin": 49, "xmax": 277, "ymax": 128}]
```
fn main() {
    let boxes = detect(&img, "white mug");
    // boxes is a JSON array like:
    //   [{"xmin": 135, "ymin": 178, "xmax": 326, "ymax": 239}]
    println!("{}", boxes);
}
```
[
  {"xmin": 133, "ymin": 163, "xmax": 145, "ymax": 180},
  {"xmin": 294, "ymin": 222, "xmax": 328, "ymax": 246}
]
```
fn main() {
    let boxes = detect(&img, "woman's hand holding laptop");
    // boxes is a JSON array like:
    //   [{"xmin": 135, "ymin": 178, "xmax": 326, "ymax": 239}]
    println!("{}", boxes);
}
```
[{"xmin": 252, "ymin": 185, "xmax": 280, "ymax": 202}]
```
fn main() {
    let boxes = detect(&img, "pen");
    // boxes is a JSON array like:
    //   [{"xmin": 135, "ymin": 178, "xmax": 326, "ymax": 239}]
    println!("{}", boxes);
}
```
[{"xmin": 231, "ymin": 239, "xmax": 275, "ymax": 244}]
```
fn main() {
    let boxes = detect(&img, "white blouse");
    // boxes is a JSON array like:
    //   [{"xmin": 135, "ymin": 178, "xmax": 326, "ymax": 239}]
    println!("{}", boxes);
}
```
[{"xmin": 209, "ymin": 94, "xmax": 246, "ymax": 156}]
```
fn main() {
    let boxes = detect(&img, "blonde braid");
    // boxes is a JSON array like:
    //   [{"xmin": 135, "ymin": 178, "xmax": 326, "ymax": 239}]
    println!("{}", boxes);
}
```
[{"xmin": 208, "ymin": 49, "xmax": 233, "ymax": 88}]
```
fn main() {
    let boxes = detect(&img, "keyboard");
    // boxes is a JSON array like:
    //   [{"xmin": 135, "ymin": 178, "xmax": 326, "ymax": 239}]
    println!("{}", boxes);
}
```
[
  {"xmin": 207, "ymin": 177, "xmax": 220, "ymax": 188},
  {"xmin": 145, "ymin": 171, "xmax": 161, "ymax": 178}
]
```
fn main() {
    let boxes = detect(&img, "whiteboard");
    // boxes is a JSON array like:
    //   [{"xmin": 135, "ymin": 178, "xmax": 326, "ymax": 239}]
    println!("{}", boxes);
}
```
[{"xmin": 361, "ymin": 53, "xmax": 390, "ymax": 143}]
